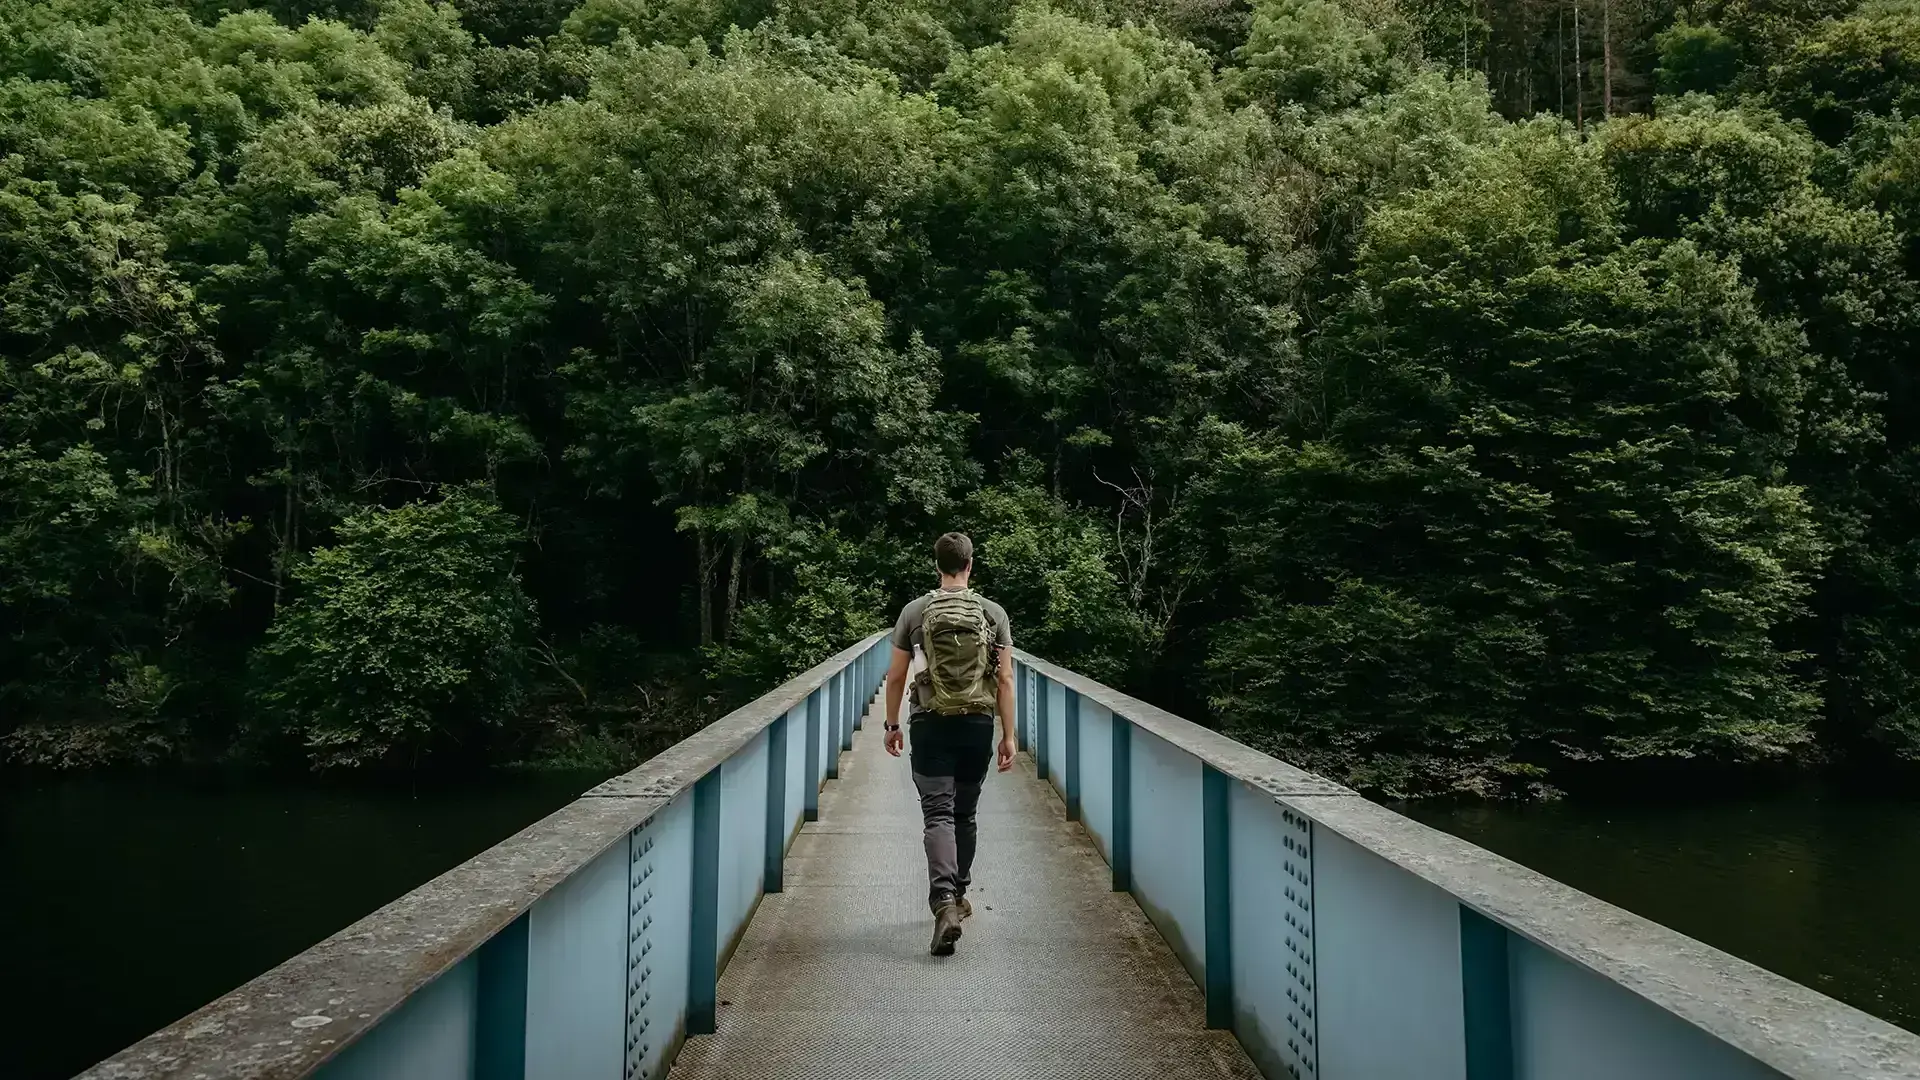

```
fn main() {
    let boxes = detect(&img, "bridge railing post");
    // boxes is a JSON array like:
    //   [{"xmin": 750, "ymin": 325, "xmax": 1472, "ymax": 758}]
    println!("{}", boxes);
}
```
[
  {"xmin": 474, "ymin": 912, "xmax": 529, "ymax": 1080},
  {"xmin": 1015, "ymin": 661, "xmax": 1029, "ymax": 752},
  {"xmin": 804, "ymin": 689, "xmax": 822, "ymax": 821},
  {"xmin": 839, "ymin": 667, "xmax": 854, "ymax": 752},
  {"xmin": 1035, "ymin": 674, "xmax": 1051, "ymax": 783},
  {"xmin": 825, "ymin": 674, "xmax": 840, "ymax": 781},
  {"xmin": 1202, "ymin": 764, "xmax": 1232, "ymax": 1030},
  {"xmin": 1111, "ymin": 715, "xmax": 1131, "ymax": 892},
  {"xmin": 687, "ymin": 769, "xmax": 721, "ymax": 1036},
  {"xmin": 763, "ymin": 712, "xmax": 788, "ymax": 894},
  {"xmin": 1064, "ymin": 687, "xmax": 1082, "ymax": 822}
]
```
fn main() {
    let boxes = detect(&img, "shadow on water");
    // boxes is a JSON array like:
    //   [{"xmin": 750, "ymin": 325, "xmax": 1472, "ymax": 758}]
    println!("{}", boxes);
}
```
[
  {"xmin": 0, "ymin": 767, "xmax": 609, "ymax": 1080},
  {"xmin": 1403, "ymin": 784, "xmax": 1920, "ymax": 1036}
]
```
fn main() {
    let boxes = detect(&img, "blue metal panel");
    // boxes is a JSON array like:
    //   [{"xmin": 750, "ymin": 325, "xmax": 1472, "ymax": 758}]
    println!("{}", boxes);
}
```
[
  {"xmin": 1203, "ymin": 765, "xmax": 1232, "ymax": 1030},
  {"xmin": 1078, "ymin": 700, "xmax": 1114, "ymax": 862},
  {"xmin": 764, "ymin": 715, "xmax": 788, "ymax": 894},
  {"xmin": 1311, "ymin": 825, "xmax": 1465, "ymax": 1080},
  {"xmin": 1128, "ymin": 726, "xmax": 1206, "ymax": 982},
  {"xmin": 1035, "ymin": 673, "xmax": 1051, "ymax": 782},
  {"xmin": 524, "ymin": 837, "xmax": 628, "ymax": 1079},
  {"xmin": 1509, "ymin": 938, "xmax": 1787, "ymax": 1080},
  {"xmin": 474, "ymin": 913, "xmax": 528, "ymax": 1080},
  {"xmin": 1461, "ymin": 907, "xmax": 1514, "ymax": 1080},
  {"xmin": 1063, "ymin": 687, "xmax": 1082, "ymax": 822},
  {"xmin": 804, "ymin": 691, "xmax": 822, "ymax": 821},
  {"xmin": 319, "ymin": 954, "xmax": 477, "ymax": 1080},
  {"xmin": 623, "ymin": 795, "xmax": 692, "ymax": 1080},
  {"xmin": 1111, "ymin": 716, "xmax": 1132, "ymax": 893},
  {"xmin": 688, "ymin": 770, "xmax": 721, "ymax": 1035},
  {"xmin": 718, "ymin": 731, "xmax": 769, "ymax": 970},
  {"xmin": 1228, "ymin": 784, "xmax": 1321, "ymax": 1080},
  {"xmin": 1045, "ymin": 679, "xmax": 1066, "ymax": 797}
]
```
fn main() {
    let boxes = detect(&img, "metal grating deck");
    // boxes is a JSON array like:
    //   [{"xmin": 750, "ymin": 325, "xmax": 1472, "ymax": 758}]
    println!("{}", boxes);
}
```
[{"xmin": 668, "ymin": 696, "xmax": 1261, "ymax": 1080}]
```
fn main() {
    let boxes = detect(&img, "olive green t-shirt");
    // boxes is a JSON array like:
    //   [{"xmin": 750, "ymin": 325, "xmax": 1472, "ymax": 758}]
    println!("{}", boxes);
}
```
[{"xmin": 892, "ymin": 587, "xmax": 1012, "ymax": 715}]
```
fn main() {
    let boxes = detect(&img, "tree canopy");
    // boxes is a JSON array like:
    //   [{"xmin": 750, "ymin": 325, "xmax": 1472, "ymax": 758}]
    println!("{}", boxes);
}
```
[{"xmin": 6, "ymin": 0, "xmax": 1920, "ymax": 794}]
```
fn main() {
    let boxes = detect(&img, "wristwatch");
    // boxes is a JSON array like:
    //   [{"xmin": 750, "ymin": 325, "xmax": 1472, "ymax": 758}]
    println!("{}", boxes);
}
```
[{"xmin": 884, "ymin": 722, "xmax": 901, "ymax": 731}]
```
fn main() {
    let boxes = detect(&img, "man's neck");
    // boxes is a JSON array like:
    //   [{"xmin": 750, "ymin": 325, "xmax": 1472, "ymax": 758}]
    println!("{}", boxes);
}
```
[{"xmin": 938, "ymin": 575, "xmax": 969, "ymax": 591}]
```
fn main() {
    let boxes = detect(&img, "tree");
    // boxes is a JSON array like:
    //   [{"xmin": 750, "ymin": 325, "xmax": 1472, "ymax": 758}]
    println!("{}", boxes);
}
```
[
  {"xmin": 252, "ymin": 487, "xmax": 534, "ymax": 768},
  {"xmin": 1202, "ymin": 124, "xmax": 1826, "ymax": 795}
]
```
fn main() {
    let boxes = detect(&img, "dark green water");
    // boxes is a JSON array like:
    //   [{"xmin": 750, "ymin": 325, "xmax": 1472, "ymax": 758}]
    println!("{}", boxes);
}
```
[
  {"xmin": 0, "ymin": 771, "xmax": 603, "ymax": 1080},
  {"xmin": 1407, "ymin": 791, "xmax": 1920, "ymax": 1035}
]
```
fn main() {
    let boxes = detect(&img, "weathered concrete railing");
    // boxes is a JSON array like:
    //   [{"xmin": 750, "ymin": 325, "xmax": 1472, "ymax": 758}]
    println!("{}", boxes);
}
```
[
  {"xmin": 80, "ymin": 632, "xmax": 891, "ymax": 1080},
  {"xmin": 1015, "ymin": 651, "xmax": 1920, "ymax": 1080}
]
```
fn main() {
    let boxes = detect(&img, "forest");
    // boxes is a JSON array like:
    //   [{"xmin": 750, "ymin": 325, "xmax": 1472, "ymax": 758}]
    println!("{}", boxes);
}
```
[{"xmin": 4, "ymin": 0, "xmax": 1919, "ymax": 796}]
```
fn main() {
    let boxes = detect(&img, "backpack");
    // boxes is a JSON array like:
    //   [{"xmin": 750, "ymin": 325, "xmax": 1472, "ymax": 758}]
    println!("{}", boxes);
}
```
[{"xmin": 918, "ymin": 588, "xmax": 1000, "ymax": 716}]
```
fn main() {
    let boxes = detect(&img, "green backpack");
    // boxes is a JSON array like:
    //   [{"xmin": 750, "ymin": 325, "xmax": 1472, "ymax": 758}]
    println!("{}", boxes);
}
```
[{"xmin": 919, "ymin": 588, "xmax": 999, "ymax": 716}]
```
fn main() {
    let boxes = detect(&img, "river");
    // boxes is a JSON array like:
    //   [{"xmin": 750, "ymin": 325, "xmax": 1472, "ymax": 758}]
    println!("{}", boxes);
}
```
[
  {"xmin": 0, "ymin": 770, "xmax": 604, "ymax": 1080},
  {"xmin": 1406, "ymin": 789, "xmax": 1920, "ymax": 1034},
  {"xmin": 5, "ymin": 776, "xmax": 1916, "ymax": 1078}
]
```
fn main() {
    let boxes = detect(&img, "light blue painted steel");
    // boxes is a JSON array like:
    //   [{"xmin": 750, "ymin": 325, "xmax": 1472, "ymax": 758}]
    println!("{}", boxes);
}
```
[
  {"xmin": 804, "ymin": 690, "xmax": 822, "ymax": 821},
  {"xmin": 1203, "ymin": 764, "xmax": 1232, "ymax": 1030},
  {"xmin": 764, "ymin": 715, "xmax": 788, "ymax": 894},
  {"xmin": 1111, "ymin": 715, "xmax": 1132, "ymax": 893},
  {"xmin": 1078, "ymin": 699, "xmax": 1114, "ymax": 861},
  {"xmin": 1509, "ymin": 938, "xmax": 1789, "ymax": 1080},
  {"xmin": 1045, "ymin": 678, "xmax": 1066, "ymax": 798},
  {"xmin": 717, "ymin": 730, "xmax": 769, "ymax": 970},
  {"xmin": 1461, "ymin": 906, "xmax": 1515, "ymax": 1080},
  {"xmin": 1063, "ymin": 687, "xmax": 1082, "ymax": 822},
  {"xmin": 1227, "ymin": 783, "xmax": 1322, "ymax": 1080},
  {"xmin": 622, "ymin": 794, "xmax": 692, "ymax": 1080},
  {"xmin": 318, "ymin": 954, "xmax": 477, "ymax": 1080},
  {"xmin": 1128, "ymin": 725, "xmax": 1206, "ymax": 982},
  {"xmin": 1311, "ymin": 825, "xmax": 1464, "ymax": 1080},
  {"xmin": 783, "ymin": 702, "xmax": 807, "ymax": 845},
  {"xmin": 474, "ymin": 913, "xmax": 527, "ymax": 1080},
  {"xmin": 524, "ymin": 836, "xmax": 628, "ymax": 1079}
]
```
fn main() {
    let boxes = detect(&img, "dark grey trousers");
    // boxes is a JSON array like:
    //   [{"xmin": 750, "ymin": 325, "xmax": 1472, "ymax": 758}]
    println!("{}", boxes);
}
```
[{"xmin": 908, "ymin": 714, "xmax": 994, "ymax": 912}]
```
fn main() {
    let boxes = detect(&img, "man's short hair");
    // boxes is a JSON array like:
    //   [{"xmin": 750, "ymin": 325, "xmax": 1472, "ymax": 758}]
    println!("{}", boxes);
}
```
[{"xmin": 934, "ymin": 532, "xmax": 973, "ymax": 575}]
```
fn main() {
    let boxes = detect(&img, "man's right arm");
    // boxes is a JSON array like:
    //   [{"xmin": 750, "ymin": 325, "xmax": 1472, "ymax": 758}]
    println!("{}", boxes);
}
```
[
  {"xmin": 885, "ymin": 645, "xmax": 911, "ymax": 730},
  {"xmin": 883, "ymin": 604, "xmax": 914, "ymax": 757}
]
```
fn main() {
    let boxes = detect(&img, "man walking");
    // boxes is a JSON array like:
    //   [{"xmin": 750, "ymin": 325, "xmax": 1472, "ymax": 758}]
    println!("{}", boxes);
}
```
[{"xmin": 883, "ymin": 532, "xmax": 1017, "ymax": 956}]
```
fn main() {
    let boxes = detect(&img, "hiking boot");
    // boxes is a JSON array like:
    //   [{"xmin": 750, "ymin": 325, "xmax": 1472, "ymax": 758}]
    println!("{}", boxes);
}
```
[
  {"xmin": 930, "ymin": 902, "xmax": 964, "ymax": 956},
  {"xmin": 956, "ymin": 896, "xmax": 973, "ymax": 920}
]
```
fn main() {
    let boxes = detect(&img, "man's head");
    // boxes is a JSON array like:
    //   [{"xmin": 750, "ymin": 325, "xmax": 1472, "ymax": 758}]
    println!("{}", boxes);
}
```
[{"xmin": 934, "ymin": 532, "xmax": 973, "ymax": 580}]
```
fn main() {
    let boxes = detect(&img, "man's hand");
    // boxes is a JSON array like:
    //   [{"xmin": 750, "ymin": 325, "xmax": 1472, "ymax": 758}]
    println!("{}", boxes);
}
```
[
  {"xmin": 885, "ymin": 725, "xmax": 904, "ymax": 757},
  {"xmin": 997, "ymin": 733, "xmax": 1016, "ymax": 772}
]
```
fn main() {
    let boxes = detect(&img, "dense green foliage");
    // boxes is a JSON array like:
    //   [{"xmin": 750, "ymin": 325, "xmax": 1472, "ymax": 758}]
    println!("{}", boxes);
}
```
[{"xmin": 5, "ymin": 0, "xmax": 1920, "ymax": 794}]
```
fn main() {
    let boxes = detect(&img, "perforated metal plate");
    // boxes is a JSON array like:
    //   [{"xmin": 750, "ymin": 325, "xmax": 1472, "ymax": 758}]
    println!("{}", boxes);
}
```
[
  {"xmin": 626, "ymin": 818, "xmax": 660, "ymax": 1080},
  {"xmin": 666, "ymin": 722, "xmax": 1260, "ymax": 1080},
  {"xmin": 1280, "ymin": 807, "xmax": 1319, "ymax": 1079}
]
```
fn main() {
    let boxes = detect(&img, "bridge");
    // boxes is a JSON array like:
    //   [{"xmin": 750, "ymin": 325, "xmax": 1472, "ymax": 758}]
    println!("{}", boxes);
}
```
[{"xmin": 82, "ymin": 633, "xmax": 1920, "ymax": 1080}]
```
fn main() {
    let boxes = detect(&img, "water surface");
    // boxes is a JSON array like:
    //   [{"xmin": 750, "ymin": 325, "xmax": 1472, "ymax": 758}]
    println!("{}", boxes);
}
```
[
  {"xmin": 1407, "ymin": 791, "xmax": 1920, "ymax": 1034},
  {"xmin": 0, "ymin": 771, "xmax": 602, "ymax": 1079}
]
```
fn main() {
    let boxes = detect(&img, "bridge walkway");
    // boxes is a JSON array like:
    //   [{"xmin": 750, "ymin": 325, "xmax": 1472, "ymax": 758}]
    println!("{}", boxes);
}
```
[{"xmin": 667, "ymin": 699, "xmax": 1259, "ymax": 1080}]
